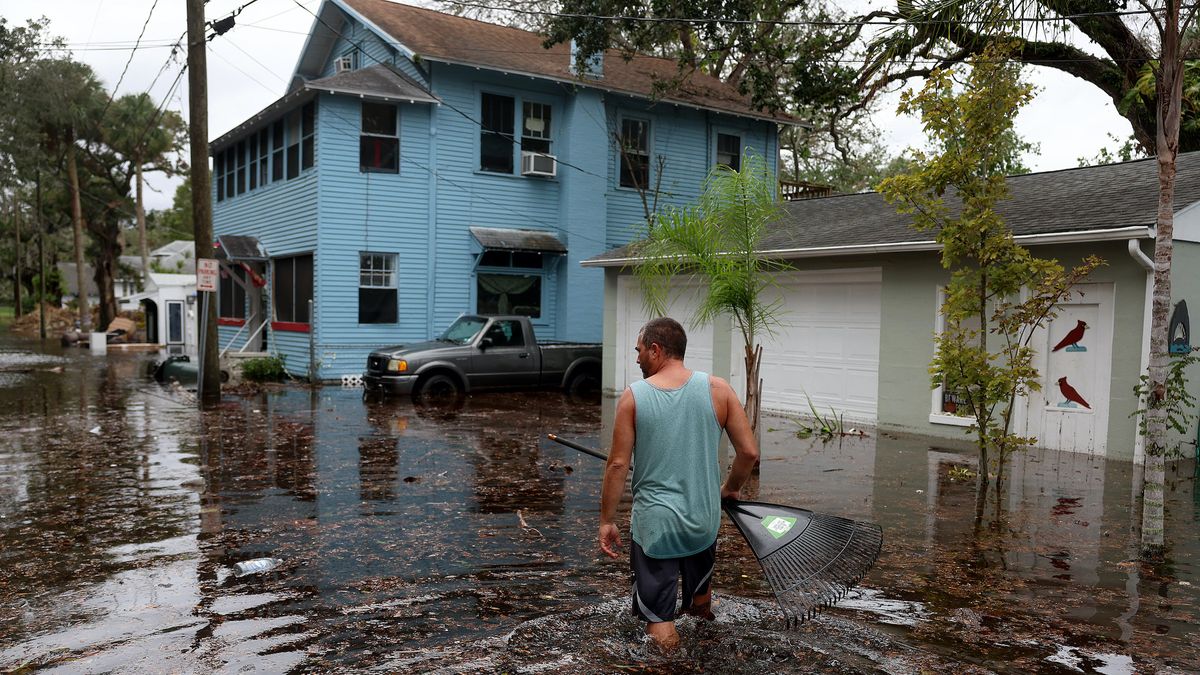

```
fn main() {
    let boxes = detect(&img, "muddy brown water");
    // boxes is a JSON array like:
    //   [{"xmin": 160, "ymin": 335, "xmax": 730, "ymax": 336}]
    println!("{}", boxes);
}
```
[{"xmin": 0, "ymin": 337, "xmax": 1196, "ymax": 673}]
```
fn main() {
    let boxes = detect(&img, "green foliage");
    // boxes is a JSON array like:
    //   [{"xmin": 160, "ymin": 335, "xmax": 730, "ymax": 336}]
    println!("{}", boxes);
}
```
[
  {"xmin": 1133, "ymin": 351, "xmax": 1200, "ymax": 460},
  {"xmin": 794, "ymin": 391, "xmax": 847, "ymax": 441},
  {"xmin": 633, "ymin": 151, "xmax": 784, "ymax": 431},
  {"xmin": 240, "ymin": 356, "xmax": 287, "ymax": 382},
  {"xmin": 1077, "ymin": 133, "xmax": 1148, "ymax": 167},
  {"xmin": 878, "ymin": 44, "xmax": 1104, "ymax": 474},
  {"xmin": 148, "ymin": 178, "xmax": 194, "ymax": 247},
  {"xmin": 634, "ymin": 151, "xmax": 784, "ymax": 346}
]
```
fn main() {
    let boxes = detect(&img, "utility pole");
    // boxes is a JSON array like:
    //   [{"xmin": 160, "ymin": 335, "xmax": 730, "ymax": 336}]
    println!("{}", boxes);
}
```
[{"xmin": 187, "ymin": 0, "xmax": 220, "ymax": 406}]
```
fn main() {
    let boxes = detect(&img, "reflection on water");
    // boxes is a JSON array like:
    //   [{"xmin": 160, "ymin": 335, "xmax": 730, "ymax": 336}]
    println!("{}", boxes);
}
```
[{"xmin": 0, "ymin": 335, "xmax": 1196, "ymax": 673}]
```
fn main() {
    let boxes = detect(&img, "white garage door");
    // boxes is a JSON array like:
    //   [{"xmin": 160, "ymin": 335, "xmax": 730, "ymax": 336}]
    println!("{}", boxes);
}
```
[
  {"xmin": 740, "ymin": 268, "xmax": 882, "ymax": 423},
  {"xmin": 615, "ymin": 275, "xmax": 713, "ymax": 391}
]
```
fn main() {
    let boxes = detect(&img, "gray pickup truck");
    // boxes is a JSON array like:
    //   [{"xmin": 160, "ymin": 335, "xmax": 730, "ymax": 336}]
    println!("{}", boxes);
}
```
[{"xmin": 363, "ymin": 314, "xmax": 602, "ymax": 399}]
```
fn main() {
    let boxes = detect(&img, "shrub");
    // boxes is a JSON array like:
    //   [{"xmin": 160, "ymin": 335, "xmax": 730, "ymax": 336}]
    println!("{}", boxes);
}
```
[{"xmin": 241, "ymin": 356, "xmax": 287, "ymax": 382}]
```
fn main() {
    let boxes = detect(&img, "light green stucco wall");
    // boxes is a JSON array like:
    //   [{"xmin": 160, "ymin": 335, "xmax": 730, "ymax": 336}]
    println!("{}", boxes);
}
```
[
  {"xmin": 1168, "ymin": 240, "xmax": 1200, "ymax": 454},
  {"xmin": 876, "ymin": 240, "xmax": 1150, "ymax": 461},
  {"xmin": 599, "ymin": 240, "xmax": 1166, "ymax": 462}
]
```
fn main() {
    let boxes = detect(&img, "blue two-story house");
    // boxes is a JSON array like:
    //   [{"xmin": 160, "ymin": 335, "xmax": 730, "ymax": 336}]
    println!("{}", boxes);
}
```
[{"xmin": 211, "ymin": 0, "xmax": 789, "ymax": 379}]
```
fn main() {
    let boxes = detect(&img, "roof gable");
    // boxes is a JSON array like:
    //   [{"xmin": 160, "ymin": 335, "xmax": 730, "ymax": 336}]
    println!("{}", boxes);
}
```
[{"xmin": 294, "ymin": 0, "xmax": 794, "ymax": 124}]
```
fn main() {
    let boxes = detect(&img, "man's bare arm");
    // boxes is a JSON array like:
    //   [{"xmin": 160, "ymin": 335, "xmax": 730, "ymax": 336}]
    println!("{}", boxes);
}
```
[
  {"xmin": 718, "ymin": 378, "xmax": 759, "ymax": 499},
  {"xmin": 599, "ymin": 387, "xmax": 635, "ymax": 558}
]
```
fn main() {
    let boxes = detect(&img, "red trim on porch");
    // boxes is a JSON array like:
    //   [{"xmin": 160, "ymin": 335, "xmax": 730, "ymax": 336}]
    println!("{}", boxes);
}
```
[
  {"xmin": 218, "ymin": 317, "xmax": 246, "ymax": 327},
  {"xmin": 271, "ymin": 321, "xmax": 310, "ymax": 333}
]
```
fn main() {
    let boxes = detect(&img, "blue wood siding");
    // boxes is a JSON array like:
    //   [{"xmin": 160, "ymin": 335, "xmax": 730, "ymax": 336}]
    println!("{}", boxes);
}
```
[
  {"xmin": 318, "ymin": 16, "xmax": 426, "ymax": 86},
  {"xmin": 213, "ymin": 98, "xmax": 319, "ymax": 373},
  {"xmin": 215, "ymin": 30, "xmax": 780, "ymax": 380}
]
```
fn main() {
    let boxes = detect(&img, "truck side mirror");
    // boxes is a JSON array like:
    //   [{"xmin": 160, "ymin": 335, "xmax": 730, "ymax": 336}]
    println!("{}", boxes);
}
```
[{"xmin": 479, "ymin": 337, "xmax": 493, "ymax": 350}]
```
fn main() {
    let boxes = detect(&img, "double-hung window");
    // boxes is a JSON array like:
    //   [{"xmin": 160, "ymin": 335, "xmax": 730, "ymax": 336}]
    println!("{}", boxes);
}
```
[
  {"xmin": 480, "ymin": 92, "xmax": 515, "ymax": 173},
  {"xmin": 224, "ymin": 147, "xmax": 235, "ymax": 199},
  {"xmin": 257, "ymin": 128, "xmax": 269, "ymax": 186},
  {"xmin": 273, "ymin": 254, "xmax": 313, "ymax": 326},
  {"xmin": 301, "ymin": 102, "xmax": 315, "ymax": 170},
  {"xmin": 215, "ymin": 153, "xmax": 225, "ymax": 201},
  {"xmin": 716, "ymin": 133, "xmax": 741, "ymax": 171},
  {"xmin": 271, "ymin": 120, "xmax": 285, "ymax": 182},
  {"xmin": 521, "ymin": 102, "xmax": 552, "ymax": 155},
  {"xmin": 286, "ymin": 110, "xmax": 301, "ymax": 180},
  {"xmin": 358, "ymin": 253, "xmax": 398, "ymax": 324},
  {"xmin": 619, "ymin": 118, "xmax": 650, "ymax": 189},
  {"xmin": 359, "ymin": 102, "xmax": 398, "ymax": 173},
  {"xmin": 235, "ymin": 140, "xmax": 247, "ymax": 196},
  {"xmin": 247, "ymin": 134, "xmax": 259, "ymax": 191}
]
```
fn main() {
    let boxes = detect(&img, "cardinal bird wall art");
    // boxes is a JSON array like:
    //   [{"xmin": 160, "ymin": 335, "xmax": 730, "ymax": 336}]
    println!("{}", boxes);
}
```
[
  {"xmin": 1052, "ymin": 320, "xmax": 1089, "ymax": 352},
  {"xmin": 1056, "ymin": 376, "xmax": 1091, "ymax": 409}
]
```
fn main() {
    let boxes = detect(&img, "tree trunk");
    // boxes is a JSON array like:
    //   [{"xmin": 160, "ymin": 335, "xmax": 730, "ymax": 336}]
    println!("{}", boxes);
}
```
[
  {"xmin": 65, "ymin": 139, "xmax": 90, "ymax": 331},
  {"xmin": 136, "ymin": 163, "xmax": 148, "ymax": 286},
  {"xmin": 1141, "ymin": 0, "xmax": 1184, "ymax": 559},
  {"xmin": 13, "ymin": 197, "xmax": 22, "ymax": 318},
  {"xmin": 743, "ymin": 342, "xmax": 763, "ymax": 434},
  {"xmin": 93, "ymin": 244, "xmax": 118, "ymax": 330}
]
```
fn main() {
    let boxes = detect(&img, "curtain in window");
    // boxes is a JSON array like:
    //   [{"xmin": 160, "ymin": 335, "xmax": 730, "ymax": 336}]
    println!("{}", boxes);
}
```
[{"xmin": 477, "ymin": 274, "xmax": 536, "ymax": 314}]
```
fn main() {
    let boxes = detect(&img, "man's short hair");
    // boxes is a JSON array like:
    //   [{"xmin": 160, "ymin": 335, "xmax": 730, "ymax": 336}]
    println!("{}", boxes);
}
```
[{"xmin": 639, "ymin": 317, "xmax": 687, "ymax": 360}]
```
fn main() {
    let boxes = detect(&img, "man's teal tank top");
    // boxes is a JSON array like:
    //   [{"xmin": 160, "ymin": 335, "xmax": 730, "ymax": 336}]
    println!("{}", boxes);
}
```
[{"xmin": 629, "ymin": 370, "xmax": 722, "ymax": 558}]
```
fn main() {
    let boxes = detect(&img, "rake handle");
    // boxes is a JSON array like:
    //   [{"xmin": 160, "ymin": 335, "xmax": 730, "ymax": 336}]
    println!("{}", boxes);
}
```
[
  {"xmin": 546, "ymin": 434, "xmax": 611, "ymax": 462},
  {"xmin": 548, "ymin": 434, "xmax": 741, "ymax": 507}
]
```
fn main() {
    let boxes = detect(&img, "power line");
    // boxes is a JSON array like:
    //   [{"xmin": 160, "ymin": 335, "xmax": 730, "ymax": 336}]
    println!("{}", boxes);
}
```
[
  {"xmin": 106, "ymin": 0, "xmax": 163, "ymax": 108},
  {"xmin": 439, "ymin": 0, "xmax": 1186, "ymax": 28}
]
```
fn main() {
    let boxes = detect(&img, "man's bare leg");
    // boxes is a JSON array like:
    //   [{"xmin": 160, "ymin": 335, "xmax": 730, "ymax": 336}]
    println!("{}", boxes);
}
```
[
  {"xmin": 683, "ymin": 589, "xmax": 715, "ymax": 621},
  {"xmin": 645, "ymin": 621, "xmax": 680, "ymax": 650}
]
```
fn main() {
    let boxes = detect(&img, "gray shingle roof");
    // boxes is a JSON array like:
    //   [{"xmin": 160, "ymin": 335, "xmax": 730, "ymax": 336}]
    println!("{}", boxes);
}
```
[{"xmin": 584, "ymin": 152, "xmax": 1200, "ymax": 266}]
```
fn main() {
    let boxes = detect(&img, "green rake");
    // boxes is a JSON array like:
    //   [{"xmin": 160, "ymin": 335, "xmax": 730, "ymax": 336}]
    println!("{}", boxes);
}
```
[{"xmin": 548, "ymin": 434, "xmax": 883, "ymax": 627}]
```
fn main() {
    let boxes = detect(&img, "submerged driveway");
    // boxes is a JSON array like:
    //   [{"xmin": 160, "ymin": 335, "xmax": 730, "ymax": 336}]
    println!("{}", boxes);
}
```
[{"xmin": 0, "ymin": 338, "xmax": 1196, "ymax": 673}]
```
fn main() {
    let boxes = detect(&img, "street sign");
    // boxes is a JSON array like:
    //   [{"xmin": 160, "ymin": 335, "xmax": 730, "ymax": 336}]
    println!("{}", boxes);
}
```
[{"xmin": 197, "ymin": 258, "xmax": 219, "ymax": 292}]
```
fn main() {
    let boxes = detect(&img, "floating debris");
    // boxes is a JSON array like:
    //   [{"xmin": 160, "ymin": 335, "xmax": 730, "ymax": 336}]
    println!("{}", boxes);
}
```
[{"xmin": 232, "ymin": 558, "xmax": 283, "ymax": 577}]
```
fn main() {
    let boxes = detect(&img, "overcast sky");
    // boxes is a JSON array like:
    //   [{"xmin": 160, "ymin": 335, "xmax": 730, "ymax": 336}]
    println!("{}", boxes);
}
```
[{"xmin": 3, "ymin": 0, "xmax": 1136, "ymax": 212}]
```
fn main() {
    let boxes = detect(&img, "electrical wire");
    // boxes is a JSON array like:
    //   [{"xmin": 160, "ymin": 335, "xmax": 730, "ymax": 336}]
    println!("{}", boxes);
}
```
[
  {"xmin": 105, "ymin": 0, "xmax": 163, "ymax": 111},
  {"xmin": 439, "ymin": 0, "xmax": 1187, "ymax": 28}
]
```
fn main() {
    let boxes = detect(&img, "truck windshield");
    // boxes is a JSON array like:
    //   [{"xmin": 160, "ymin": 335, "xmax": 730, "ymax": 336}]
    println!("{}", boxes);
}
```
[{"xmin": 439, "ymin": 316, "xmax": 488, "ymax": 344}]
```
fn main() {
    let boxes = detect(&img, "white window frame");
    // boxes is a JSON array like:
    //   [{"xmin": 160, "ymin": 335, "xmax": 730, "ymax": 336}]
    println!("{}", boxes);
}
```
[
  {"xmin": 521, "ymin": 100, "xmax": 552, "ymax": 155},
  {"xmin": 930, "ymin": 285, "xmax": 978, "ymax": 427},
  {"xmin": 617, "ymin": 115, "xmax": 651, "ymax": 190},
  {"xmin": 715, "ymin": 131, "xmax": 742, "ymax": 170},
  {"xmin": 359, "ymin": 252, "xmax": 397, "ymax": 290}
]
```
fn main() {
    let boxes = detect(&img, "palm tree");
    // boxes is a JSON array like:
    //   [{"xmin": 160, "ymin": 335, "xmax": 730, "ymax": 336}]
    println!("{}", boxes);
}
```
[
  {"xmin": 633, "ymin": 152, "xmax": 785, "ymax": 434},
  {"xmin": 21, "ymin": 58, "xmax": 105, "ymax": 329},
  {"xmin": 106, "ymin": 93, "xmax": 186, "ymax": 286}
]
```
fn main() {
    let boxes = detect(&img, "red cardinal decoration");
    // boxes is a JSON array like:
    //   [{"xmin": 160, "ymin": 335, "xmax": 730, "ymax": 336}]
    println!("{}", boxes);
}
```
[
  {"xmin": 1052, "ymin": 320, "xmax": 1088, "ymax": 352},
  {"xmin": 1057, "ymin": 376, "xmax": 1091, "ymax": 409}
]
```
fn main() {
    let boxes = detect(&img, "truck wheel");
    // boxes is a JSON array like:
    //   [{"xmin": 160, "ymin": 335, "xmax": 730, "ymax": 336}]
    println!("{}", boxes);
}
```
[
  {"xmin": 566, "ymin": 369, "xmax": 600, "ymax": 397},
  {"xmin": 415, "ymin": 373, "xmax": 463, "ymax": 403}
]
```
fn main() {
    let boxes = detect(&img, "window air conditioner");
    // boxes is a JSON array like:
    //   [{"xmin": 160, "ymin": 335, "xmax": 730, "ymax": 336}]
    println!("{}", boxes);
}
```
[
  {"xmin": 335, "ymin": 56, "xmax": 353, "ymax": 73},
  {"xmin": 521, "ymin": 151, "xmax": 557, "ymax": 178}
]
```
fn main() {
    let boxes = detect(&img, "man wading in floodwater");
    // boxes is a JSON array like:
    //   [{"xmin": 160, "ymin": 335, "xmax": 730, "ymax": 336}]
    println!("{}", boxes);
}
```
[{"xmin": 599, "ymin": 317, "xmax": 760, "ymax": 650}]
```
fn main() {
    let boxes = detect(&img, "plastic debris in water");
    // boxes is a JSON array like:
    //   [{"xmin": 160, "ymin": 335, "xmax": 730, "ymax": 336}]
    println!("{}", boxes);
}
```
[
  {"xmin": 89, "ymin": 426, "xmax": 101, "ymax": 435},
  {"xmin": 233, "ymin": 557, "xmax": 283, "ymax": 577}
]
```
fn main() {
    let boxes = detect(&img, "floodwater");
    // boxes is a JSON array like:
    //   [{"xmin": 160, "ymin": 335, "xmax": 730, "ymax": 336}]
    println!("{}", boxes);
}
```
[{"xmin": 0, "ymin": 336, "xmax": 1197, "ymax": 674}]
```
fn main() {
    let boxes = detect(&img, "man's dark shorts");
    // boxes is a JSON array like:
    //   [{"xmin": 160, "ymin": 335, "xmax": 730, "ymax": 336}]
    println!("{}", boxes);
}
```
[{"xmin": 630, "ymin": 540, "xmax": 717, "ymax": 623}]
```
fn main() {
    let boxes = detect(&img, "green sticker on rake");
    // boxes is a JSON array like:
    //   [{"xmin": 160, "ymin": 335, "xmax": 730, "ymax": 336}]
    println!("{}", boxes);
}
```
[{"xmin": 760, "ymin": 515, "xmax": 797, "ymax": 539}]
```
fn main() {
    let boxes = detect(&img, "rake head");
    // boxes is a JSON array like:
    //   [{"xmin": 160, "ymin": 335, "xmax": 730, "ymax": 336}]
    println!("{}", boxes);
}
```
[{"xmin": 722, "ymin": 500, "xmax": 883, "ymax": 627}]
